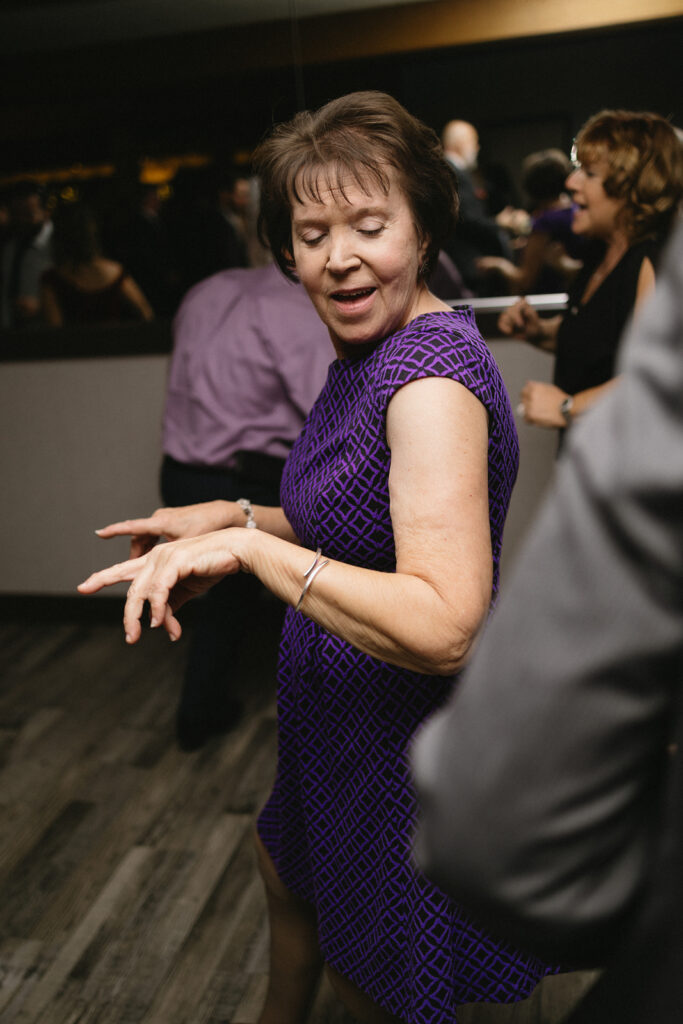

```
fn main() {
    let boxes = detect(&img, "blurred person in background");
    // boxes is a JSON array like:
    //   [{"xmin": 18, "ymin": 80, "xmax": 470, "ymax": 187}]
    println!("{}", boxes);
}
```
[
  {"xmin": 498, "ymin": 110, "xmax": 682, "ymax": 435},
  {"xmin": 478, "ymin": 148, "xmax": 585, "ymax": 295},
  {"xmin": 113, "ymin": 183, "xmax": 177, "ymax": 317},
  {"xmin": 217, "ymin": 167, "xmax": 251, "ymax": 268},
  {"xmin": 157, "ymin": 261, "xmax": 330, "ymax": 750},
  {"xmin": 41, "ymin": 202, "xmax": 153, "ymax": 326},
  {"xmin": 441, "ymin": 119, "xmax": 520, "ymax": 295},
  {"xmin": 1, "ymin": 181, "xmax": 53, "ymax": 330}
]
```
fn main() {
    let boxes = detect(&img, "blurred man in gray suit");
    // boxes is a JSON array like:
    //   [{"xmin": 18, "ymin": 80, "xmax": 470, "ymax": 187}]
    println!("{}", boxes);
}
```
[{"xmin": 413, "ymin": 218, "xmax": 683, "ymax": 1023}]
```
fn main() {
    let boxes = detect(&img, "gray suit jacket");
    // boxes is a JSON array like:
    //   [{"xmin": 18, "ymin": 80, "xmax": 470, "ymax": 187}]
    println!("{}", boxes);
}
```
[{"xmin": 412, "ymin": 220, "xmax": 683, "ymax": 1018}]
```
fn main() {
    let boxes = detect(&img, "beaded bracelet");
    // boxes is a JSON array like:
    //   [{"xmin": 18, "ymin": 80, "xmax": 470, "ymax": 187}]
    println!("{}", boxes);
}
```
[
  {"xmin": 295, "ymin": 547, "xmax": 330, "ymax": 613},
  {"xmin": 237, "ymin": 497, "xmax": 257, "ymax": 529}
]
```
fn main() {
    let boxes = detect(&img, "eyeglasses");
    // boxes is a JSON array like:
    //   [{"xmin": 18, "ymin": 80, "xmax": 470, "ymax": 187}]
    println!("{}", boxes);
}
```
[
  {"xmin": 569, "ymin": 140, "xmax": 585, "ymax": 172},
  {"xmin": 569, "ymin": 141, "xmax": 582, "ymax": 172}
]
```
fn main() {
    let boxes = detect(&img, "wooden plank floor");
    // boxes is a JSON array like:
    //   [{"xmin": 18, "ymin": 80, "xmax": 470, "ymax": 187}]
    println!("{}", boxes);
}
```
[
  {"xmin": 0, "ymin": 609, "xmax": 596, "ymax": 1024},
  {"xmin": 0, "ymin": 607, "xmax": 355, "ymax": 1024}
]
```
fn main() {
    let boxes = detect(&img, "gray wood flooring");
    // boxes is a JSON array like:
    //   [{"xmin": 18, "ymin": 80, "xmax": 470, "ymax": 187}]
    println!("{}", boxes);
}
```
[{"xmin": 0, "ymin": 612, "xmax": 595, "ymax": 1024}]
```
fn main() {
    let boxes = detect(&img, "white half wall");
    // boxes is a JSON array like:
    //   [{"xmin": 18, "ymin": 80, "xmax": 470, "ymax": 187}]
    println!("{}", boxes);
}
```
[{"xmin": 0, "ymin": 339, "xmax": 556, "ymax": 597}]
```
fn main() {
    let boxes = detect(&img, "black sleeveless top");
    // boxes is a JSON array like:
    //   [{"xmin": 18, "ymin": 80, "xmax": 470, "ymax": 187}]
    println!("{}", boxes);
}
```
[{"xmin": 554, "ymin": 238, "xmax": 660, "ymax": 395}]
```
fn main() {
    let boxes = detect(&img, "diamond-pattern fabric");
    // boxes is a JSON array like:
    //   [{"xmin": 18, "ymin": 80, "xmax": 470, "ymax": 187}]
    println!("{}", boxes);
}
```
[{"xmin": 257, "ymin": 309, "xmax": 556, "ymax": 1022}]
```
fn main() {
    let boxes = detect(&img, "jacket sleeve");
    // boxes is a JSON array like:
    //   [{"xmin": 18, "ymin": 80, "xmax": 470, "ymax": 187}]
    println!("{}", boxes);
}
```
[{"xmin": 411, "ymin": 221, "xmax": 683, "ymax": 965}]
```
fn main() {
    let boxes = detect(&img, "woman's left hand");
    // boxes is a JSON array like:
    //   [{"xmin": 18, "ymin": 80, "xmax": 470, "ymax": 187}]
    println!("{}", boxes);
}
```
[
  {"xmin": 77, "ymin": 530, "xmax": 248, "ymax": 644},
  {"xmin": 518, "ymin": 381, "xmax": 568, "ymax": 429}
]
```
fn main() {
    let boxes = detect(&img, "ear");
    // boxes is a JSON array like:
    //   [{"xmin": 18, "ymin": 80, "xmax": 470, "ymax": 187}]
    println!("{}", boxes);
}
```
[{"xmin": 417, "ymin": 232, "xmax": 431, "ymax": 278}]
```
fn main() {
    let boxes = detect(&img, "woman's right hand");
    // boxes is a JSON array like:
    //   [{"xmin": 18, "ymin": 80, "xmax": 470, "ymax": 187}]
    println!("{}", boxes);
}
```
[
  {"xmin": 79, "ymin": 528, "xmax": 252, "ymax": 644},
  {"xmin": 94, "ymin": 500, "xmax": 234, "ymax": 559},
  {"xmin": 497, "ymin": 298, "xmax": 543, "ymax": 340}
]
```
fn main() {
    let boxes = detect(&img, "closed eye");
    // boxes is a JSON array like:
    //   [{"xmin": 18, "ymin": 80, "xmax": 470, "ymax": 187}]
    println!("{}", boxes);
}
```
[
  {"xmin": 300, "ymin": 233, "xmax": 325, "ymax": 247},
  {"xmin": 358, "ymin": 226, "xmax": 384, "ymax": 237}
]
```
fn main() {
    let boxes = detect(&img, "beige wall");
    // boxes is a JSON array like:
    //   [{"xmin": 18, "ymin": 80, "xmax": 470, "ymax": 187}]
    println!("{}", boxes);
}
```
[
  {"xmin": 0, "ymin": 339, "xmax": 555, "ymax": 598},
  {"xmin": 1, "ymin": 356, "xmax": 168, "ymax": 596}
]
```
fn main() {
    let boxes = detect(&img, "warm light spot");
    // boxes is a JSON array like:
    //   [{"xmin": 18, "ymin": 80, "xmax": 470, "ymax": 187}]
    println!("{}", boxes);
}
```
[
  {"xmin": 139, "ymin": 153, "xmax": 212, "ymax": 184},
  {"xmin": 0, "ymin": 164, "xmax": 116, "ymax": 187}
]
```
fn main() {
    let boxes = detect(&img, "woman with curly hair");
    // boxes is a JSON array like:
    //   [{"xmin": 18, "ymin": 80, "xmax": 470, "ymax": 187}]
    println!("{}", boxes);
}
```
[{"xmin": 499, "ymin": 109, "xmax": 682, "ymax": 432}]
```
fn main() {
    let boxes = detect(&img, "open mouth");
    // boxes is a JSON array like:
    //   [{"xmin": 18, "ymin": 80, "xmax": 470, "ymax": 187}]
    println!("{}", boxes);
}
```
[{"xmin": 331, "ymin": 287, "xmax": 376, "ymax": 303}]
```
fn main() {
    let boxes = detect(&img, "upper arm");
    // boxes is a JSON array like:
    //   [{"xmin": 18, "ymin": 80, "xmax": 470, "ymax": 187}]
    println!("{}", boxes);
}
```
[
  {"xmin": 386, "ymin": 375, "xmax": 492, "ymax": 643},
  {"xmin": 121, "ymin": 276, "xmax": 154, "ymax": 321}
]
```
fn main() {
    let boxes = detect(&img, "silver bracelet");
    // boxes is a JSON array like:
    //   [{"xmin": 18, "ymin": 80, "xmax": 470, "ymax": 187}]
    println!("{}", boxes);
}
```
[
  {"xmin": 295, "ymin": 547, "xmax": 330, "ymax": 613},
  {"xmin": 236, "ymin": 497, "xmax": 257, "ymax": 529}
]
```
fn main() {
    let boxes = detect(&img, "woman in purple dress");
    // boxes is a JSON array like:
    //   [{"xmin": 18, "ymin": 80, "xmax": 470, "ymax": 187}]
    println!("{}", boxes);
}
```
[{"xmin": 80, "ymin": 92, "xmax": 557, "ymax": 1022}]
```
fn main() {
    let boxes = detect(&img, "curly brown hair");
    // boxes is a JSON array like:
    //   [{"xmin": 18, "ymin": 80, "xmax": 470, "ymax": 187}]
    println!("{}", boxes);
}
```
[
  {"xmin": 575, "ymin": 110, "xmax": 682, "ymax": 243},
  {"xmin": 253, "ymin": 90, "xmax": 459, "ymax": 280}
]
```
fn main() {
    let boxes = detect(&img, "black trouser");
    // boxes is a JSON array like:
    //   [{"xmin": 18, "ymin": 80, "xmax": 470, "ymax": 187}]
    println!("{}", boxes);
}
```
[{"xmin": 160, "ymin": 453, "xmax": 286, "ymax": 726}]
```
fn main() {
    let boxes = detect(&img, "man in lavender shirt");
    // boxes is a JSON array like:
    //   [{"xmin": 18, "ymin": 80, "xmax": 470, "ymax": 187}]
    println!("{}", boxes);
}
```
[{"xmin": 161, "ymin": 261, "xmax": 330, "ymax": 749}]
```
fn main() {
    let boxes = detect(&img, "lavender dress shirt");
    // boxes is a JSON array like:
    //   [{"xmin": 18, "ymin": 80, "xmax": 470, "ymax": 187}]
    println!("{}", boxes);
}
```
[{"xmin": 162, "ymin": 262, "xmax": 331, "ymax": 468}]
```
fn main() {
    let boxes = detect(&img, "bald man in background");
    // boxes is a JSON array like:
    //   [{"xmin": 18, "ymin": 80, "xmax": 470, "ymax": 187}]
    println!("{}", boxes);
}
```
[{"xmin": 441, "ymin": 119, "xmax": 514, "ymax": 293}]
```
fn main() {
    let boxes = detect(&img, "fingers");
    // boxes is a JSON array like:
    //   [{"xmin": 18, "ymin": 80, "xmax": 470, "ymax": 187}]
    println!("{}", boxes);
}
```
[
  {"xmin": 95, "ymin": 517, "xmax": 163, "ymax": 539},
  {"xmin": 77, "ymin": 553, "xmax": 181, "ymax": 645},
  {"xmin": 518, "ymin": 380, "xmax": 540, "ymax": 422},
  {"xmin": 95, "ymin": 517, "xmax": 166, "ymax": 561},
  {"xmin": 81, "ymin": 531, "xmax": 242, "ymax": 646},
  {"xmin": 499, "ymin": 299, "xmax": 527, "ymax": 336},
  {"xmin": 123, "ymin": 555, "xmax": 179, "ymax": 640},
  {"xmin": 78, "ymin": 556, "xmax": 148, "ymax": 594},
  {"xmin": 129, "ymin": 536, "xmax": 156, "ymax": 560},
  {"xmin": 163, "ymin": 605, "xmax": 182, "ymax": 642}
]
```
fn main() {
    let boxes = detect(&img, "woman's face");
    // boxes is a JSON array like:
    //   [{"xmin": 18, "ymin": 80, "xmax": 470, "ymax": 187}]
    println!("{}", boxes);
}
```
[
  {"xmin": 289, "ymin": 167, "xmax": 428, "ymax": 357},
  {"xmin": 566, "ymin": 153, "xmax": 626, "ymax": 241}
]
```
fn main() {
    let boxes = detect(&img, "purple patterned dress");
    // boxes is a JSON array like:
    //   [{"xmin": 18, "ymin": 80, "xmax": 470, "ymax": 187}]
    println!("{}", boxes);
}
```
[{"xmin": 257, "ymin": 309, "xmax": 557, "ymax": 1022}]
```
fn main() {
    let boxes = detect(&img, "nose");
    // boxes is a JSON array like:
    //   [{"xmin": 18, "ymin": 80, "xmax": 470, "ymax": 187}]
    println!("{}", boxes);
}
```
[
  {"xmin": 326, "ymin": 229, "xmax": 361, "ymax": 274},
  {"xmin": 565, "ymin": 167, "xmax": 582, "ymax": 192}
]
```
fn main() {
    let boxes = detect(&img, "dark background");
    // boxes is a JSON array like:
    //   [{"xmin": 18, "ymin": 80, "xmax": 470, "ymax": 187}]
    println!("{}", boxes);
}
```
[{"xmin": 2, "ymin": 16, "xmax": 681, "ymax": 191}]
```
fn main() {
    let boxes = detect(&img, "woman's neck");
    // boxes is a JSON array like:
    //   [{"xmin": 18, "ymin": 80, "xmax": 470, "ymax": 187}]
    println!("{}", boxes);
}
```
[
  {"xmin": 580, "ymin": 231, "xmax": 630, "ymax": 306},
  {"xmin": 602, "ymin": 230, "xmax": 629, "ymax": 265}
]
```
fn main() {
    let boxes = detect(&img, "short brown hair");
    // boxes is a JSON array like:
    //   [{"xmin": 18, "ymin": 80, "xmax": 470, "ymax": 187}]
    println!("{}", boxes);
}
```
[
  {"xmin": 254, "ymin": 90, "xmax": 459, "ymax": 279},
  {"xmin": 575, "ymin": 110, "xmax": 683, "ymax": 243},
  {"xmin": 522, "ymin": 149, "xmax": 572, "ymax": 205}
]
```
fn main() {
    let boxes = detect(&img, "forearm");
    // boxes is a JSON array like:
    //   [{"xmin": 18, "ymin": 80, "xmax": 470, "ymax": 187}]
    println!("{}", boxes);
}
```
[
  {"xmin": 239, "ymin": 529, "xmax": 484, "ymax": 675},
  {"xmin": 570, "ymin": 377, "xmax": 620, "ymax": 419},
  {"xmin": 521, "ymin": 377, "xmax": 620, "ymax": 430}
]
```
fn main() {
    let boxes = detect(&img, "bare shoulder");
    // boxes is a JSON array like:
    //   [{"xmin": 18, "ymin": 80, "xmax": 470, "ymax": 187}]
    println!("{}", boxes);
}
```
[
  {"xmin": 98, "ymin": 258, "xmax": 125, "ymax": 281},
  {"xmin": 387, "ymin": 375, "xmax": 487, "ymax": 447}
]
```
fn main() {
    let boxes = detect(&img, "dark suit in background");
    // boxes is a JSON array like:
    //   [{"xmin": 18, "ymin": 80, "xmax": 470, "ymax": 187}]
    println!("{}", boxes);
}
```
[{"xmin": 443, "ymin": 158, "xmax": 513, "ymax": 293}]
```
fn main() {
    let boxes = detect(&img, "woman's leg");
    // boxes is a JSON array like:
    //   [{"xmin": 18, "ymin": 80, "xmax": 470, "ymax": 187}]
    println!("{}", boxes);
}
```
[
  {"xmin": 254, "ymin": 830, "xmax": 324, "ymax": 1024},
  {"xmin": 326, "ymin": 964, "xmax": 405, "ymax": 1024}
]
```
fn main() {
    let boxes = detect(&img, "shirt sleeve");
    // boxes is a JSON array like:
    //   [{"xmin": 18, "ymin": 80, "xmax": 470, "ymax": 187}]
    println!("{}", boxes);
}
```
[{"xmin": 374, "ymin": 313, "xmax": 501, "ymax": 419}]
